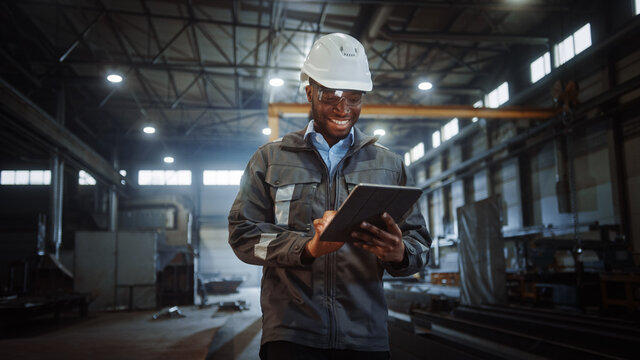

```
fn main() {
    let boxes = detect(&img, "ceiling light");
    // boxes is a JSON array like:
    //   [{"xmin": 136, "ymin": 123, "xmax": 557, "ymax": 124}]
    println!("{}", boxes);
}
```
[
  {"xmin": 269, "ymin": 77, "xmax": 284, "ymax": 87},
  {"xmin": 107, "ymin": 74, "xmax": 123, "ymax": 83},
  {"xmin": 163, "ymin": 156, "xmax": 174, "ymax": 164},
  {"xmin": 262, "ymin": 127, "xmax": 272, "ymax": 135},
  {"xmin": 143, "ymin": 126, "xmax": 156, "ymax": 134},
  {"xmin": 373, "ymin": 129, "xmax": 386, "ymax": 136},
  {"xmin": 418, "ymin": 81, "xmax": 433, "ymax": 91}
]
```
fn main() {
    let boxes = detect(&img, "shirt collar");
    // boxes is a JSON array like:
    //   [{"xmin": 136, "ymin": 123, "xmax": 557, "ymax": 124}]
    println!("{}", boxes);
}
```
[{"xmin": 303, "ymin": 120, "xmax": 355, "ymax": 146}]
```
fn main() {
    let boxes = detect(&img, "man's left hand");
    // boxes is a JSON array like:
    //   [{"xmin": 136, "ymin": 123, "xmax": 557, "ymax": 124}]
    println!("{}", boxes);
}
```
[{"xmin": 351, "ymin": 212, "xmax": 405, "ymax": 263}]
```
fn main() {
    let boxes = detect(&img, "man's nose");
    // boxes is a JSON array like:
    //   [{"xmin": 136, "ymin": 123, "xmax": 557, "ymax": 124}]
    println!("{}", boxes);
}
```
[{"xmin": 333, "ymin": 98, "xmax": 350, "ymax": 113}]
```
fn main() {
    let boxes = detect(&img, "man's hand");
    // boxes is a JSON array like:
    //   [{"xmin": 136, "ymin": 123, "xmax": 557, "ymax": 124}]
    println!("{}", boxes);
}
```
[
  {"xmin": 304, "ymin": 210, "xmax": 344, "ymax": 258},
  {"xmin": 351, "ymin": 212, "xmax": 406, "ymax": 263}
]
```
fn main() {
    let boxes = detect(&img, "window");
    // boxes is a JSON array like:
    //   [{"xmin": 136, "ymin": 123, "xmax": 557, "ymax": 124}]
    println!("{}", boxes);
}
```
[
  {"xmin": 485, "ymin": 82, "xmax": 509, "ymax": 108},
  {"xmin": 1, "ymin": 170, "xmax": 51, "ymax": 185},
  {"xmin": 554, "ymin": 23, "xmax": 591, "ymax": 67},
  {"xmin": 636, "ymin": 0, "xmax": 640, "ymax": 15},
  {"xmin": 432, "ymin": 131, "xmax": 441, "ymax": 148},
  {"xmin": 138, "ymin": 170, "xmax": 192, "ymax": 185},
  {"xmin": 410, "ymin": 142, "xmax": 425, "ymax": 161},
  {"xmin": 203, "ymin": 170, "xmax": 244, "ymax": 185},
  {"xmin": 79, "ymin": 170, "xmax": 96, "ymax": 185},
  {"xmin": 530, "ymin": 52, "xmax": 552, "ymax": 83},
  {"xmin": 555, "ymin": 36, "xmax": 575, "ymax": 66},
  {"xmin": 404, "ymin": 142, "xmax": 425, "ymax": 166},
  {"xmin": 573, "ymin": 24, "xmax": 592, "ymax": 54},
  {"xmin": 442, "ymin": 118, "xmax": 459, "ymax": 141}
]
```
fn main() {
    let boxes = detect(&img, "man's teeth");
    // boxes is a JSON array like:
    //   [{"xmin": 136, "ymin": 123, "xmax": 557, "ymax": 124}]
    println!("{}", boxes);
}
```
[{"xmin": 330, "ymin": 119, "xmax": 348, "ymax": 125}]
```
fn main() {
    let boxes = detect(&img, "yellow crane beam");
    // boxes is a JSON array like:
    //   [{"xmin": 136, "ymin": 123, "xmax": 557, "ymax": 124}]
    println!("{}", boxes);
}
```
[{"xmin": 267, "ymin": 103, "xmax": 558, "ymax": 141}]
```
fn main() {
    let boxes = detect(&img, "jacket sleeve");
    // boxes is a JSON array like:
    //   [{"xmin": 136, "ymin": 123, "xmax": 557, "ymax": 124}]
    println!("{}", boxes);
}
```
[
  {"xmin": 228, "ymin": 147, "xmax": 312, "ymax": 268},
  {"xmin": 382, "ymin": 161, "xmax": 432, "ymax": 277}
]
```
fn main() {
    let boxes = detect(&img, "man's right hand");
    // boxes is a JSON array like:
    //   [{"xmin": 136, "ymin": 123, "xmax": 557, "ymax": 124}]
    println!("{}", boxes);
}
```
[{"xmin": 304, "ymin": 210, "xmax": 344, "ymax": 258}]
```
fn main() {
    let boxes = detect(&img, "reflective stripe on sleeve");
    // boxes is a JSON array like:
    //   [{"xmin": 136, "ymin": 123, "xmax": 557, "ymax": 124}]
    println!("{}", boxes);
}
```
[{"xmin": 254, "ymin": 233, "xmax": 278, "ymax": 260}]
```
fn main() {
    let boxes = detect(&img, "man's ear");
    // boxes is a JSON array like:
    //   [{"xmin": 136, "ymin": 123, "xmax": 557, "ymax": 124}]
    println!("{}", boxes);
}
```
[{"xmin": 305, "ymin": 85, "xmax": 313, "ymax": 103}]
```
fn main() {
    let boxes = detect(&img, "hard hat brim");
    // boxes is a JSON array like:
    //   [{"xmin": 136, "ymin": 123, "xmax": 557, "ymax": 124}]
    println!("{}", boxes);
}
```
[{"xmin": 301, "ymin": 72, "xmax": 373, "ymax": 92}]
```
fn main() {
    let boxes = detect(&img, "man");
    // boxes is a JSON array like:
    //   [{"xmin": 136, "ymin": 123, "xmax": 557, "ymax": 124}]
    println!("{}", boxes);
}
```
[{"xmin": 228, "ymin": 33, "xmax": 431, "ymax": 359}]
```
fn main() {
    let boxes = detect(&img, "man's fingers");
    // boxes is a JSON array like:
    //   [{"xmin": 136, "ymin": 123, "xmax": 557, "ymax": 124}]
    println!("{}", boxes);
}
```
[
  {"xmin": 382, "ymin": 212, "xmax": 403, "ymax": 237},
  {"xmin": 353, "ymin": 241, "xmax": 377, "ymax": 254},
  {"xmin": 359, "ymin": 221, "xmax": 396, "ymax": 245},
  {"xmin": 323, "ymin": 210, "xmax": 337, "ymax": 221},
  {"xmin": 351, "ymin": 230, "xmax": 392, "ymax": 249},
  {"xmin": 353, "ymin": 241, "xmax": 386, "ymax": 260}
]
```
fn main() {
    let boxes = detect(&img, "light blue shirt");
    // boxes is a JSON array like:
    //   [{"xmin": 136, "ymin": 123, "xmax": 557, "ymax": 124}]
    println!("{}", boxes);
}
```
[{"xmin": 304, "ymin": 120, "xmax": 354, "ymax": 177}]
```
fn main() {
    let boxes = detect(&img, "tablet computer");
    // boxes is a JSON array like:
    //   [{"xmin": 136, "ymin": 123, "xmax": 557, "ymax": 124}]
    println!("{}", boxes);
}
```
[{"xmin": 319, "ymin": 183, "xmax": 422, "ymax": 243}]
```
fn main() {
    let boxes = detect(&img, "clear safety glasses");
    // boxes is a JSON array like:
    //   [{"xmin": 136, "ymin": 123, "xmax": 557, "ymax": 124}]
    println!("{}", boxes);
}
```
[{"xmin": 313, "ymin": 84, "xmax": 364, "ymax": 107}]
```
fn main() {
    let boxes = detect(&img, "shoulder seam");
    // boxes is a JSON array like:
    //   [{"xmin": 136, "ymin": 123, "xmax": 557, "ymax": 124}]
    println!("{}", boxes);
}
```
[{"xmin": 258, "ymin": 138, "xmax": 283, "ymax": 150}]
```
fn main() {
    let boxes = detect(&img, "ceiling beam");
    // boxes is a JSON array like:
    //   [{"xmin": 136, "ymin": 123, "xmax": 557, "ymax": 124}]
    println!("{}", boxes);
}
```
[
  {"xmin": 274, "ymin": 1, "xmax": 571, "ymax": 12},
  {"xmin": 381, "ymin": 28, "xmax": 550, "ymax": 45},
  {"xmin": 58, "ymin": 59, "xmax": 481, "ymax": 76},
  {"xmin": 0, "ymin": 78, "xmax": 124, "ymax": 187}
]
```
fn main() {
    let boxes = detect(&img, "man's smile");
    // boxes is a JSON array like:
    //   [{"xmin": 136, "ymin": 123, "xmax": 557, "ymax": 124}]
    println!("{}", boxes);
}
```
[{"xmin": 329, "ymin": 118, "xmax": 350, "ymax": 126}]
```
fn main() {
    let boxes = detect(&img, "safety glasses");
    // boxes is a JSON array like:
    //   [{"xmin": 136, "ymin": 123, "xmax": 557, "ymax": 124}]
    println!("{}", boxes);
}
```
[{"xmin": 313, "ymin": 84, "xmax": 364, "ymax": 107}]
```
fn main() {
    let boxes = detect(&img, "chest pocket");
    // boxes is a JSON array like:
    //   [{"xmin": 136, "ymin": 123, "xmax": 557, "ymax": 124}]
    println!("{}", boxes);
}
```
[
  {"xmin": 266, "ymin": 164, "xmax": 321, "ymax": 231},
  {"xmin": 344, "ymin": 168, "xmax": 399, "ymax": 194}
]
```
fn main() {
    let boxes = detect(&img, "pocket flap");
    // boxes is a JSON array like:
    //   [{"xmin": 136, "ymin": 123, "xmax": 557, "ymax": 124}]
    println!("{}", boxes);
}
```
[
  {"xmin": 266, "ymin": 164, "xmax": 321, "ymax": 187},
  {"xmin": 344, "ymin": 168, "xmax": 398, "ymax": 186}
]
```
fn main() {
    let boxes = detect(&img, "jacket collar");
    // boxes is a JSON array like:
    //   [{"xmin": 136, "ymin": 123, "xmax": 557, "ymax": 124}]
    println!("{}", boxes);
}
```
[{"xmin": 281, "ymin": 125, "xmax": 376, "ymax": 152}]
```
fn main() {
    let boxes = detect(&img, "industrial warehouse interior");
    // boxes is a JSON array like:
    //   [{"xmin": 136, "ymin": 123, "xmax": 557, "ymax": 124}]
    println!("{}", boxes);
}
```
[{"xmin": 1, "ymin": 0, "xmax": 640, "ymax": 359}]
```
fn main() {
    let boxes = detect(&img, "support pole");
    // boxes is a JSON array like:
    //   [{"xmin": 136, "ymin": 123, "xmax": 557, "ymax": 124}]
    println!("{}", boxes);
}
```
[
  {"xmin": 49, "ymin": 86, "xmax": 66, "ymax": 259},
  {"xmin": 268, "ymin": 105, "xmax": 279, "ymax": 141},
  {"xmin": 49, "ymin": 154, "xmax": 64, "ymax": 258}
]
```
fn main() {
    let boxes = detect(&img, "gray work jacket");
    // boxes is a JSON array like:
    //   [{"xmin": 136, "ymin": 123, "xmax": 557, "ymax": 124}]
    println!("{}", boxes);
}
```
[{"xmin": 228, "ymin": 126, "xmax": 431, "ymax": 351}]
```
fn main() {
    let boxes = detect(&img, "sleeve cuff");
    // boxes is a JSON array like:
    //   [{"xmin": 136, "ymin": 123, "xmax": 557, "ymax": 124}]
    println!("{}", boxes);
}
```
[
  {"xmin": 291, "ymin": 237, "xmax": 314, "ymax": 266},
  {"xmin": 389, "ymin": 247, "xmax": 410, "ymax": 269}
]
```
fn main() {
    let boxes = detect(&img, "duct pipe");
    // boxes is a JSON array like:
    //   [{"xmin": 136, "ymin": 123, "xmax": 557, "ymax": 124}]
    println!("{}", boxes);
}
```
[{"xmin": 418, "ymin": 116, "xmax": 560, "ymax": 189}]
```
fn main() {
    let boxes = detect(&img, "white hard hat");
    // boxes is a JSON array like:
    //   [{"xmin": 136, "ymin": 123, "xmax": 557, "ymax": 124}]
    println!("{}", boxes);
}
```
[{"xmin": 300, "ymin": 33, "xmax": 373, "ymax": 92}]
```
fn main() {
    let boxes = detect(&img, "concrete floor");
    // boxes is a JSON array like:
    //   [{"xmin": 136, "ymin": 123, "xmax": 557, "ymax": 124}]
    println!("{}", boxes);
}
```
[
  {"xmin": 205, "ymin": 286, "xmax": 262, "ymax": 360},
  {"xmin": 0, "ymin": 287, "xmax": 262, "ymax": 360}
]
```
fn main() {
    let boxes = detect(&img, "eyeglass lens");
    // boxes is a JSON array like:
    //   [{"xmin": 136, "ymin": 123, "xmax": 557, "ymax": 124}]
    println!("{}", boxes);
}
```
[{"xmin": 316, "ymin": 86, "xmax": 363, "ymax": 106}]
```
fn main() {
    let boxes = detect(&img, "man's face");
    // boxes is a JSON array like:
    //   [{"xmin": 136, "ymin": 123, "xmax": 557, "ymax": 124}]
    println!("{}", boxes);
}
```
[{"xmin": 305, "ymin": 82, "xmax": 362, "ymax": 147}]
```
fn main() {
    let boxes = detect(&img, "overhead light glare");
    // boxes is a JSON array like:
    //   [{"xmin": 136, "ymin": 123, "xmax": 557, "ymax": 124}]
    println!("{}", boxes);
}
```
[
  {"xmin": 269, "ymin": 77, "xmax": 284, "ymax": 87},
  {"xmin": 262, "ymin": 127, "xmax": 272, "ymax": 135},
  {"xmin": 163, "ymin": 156, "xmax": 174, "ymax": 164},
  {"xmin": 143, "ymin": 126, "xmax": 156, "ymax": 134},
  {"xmin": 373, "ymin": 129, "xmax": 386, "ymax": 136},
  {"xmin": 107, "ymin": 74, "xmax": 123, "ymax": 83},
  {"xmin": 418, "ymin": 81, "xmax": 433, "ymax": 91}
]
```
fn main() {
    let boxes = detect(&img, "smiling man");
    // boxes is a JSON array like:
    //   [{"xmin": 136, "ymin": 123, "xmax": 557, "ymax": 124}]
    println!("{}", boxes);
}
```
[{"xmin": 228, "ymin": 33, "xmax": 431, "ymax": 360}]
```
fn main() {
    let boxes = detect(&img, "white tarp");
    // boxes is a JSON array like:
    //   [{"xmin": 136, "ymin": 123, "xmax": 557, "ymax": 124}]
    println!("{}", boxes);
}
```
[{"xmin": 457, "ymin": 196, "xmax": 507, "ymax": 306}]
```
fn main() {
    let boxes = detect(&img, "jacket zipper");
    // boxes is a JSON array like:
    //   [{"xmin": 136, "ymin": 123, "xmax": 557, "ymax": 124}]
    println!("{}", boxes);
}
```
[
  {"xmin": 307, "ymin": 142, "xmax": 373, "ymax": 348},
  {"xmin": 328, "ymin": 167, "xmax": 340, "ymax": 347},
  {"xmin": 307, "ymin": 147, "xmax": 334, "ymax": 346}
]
